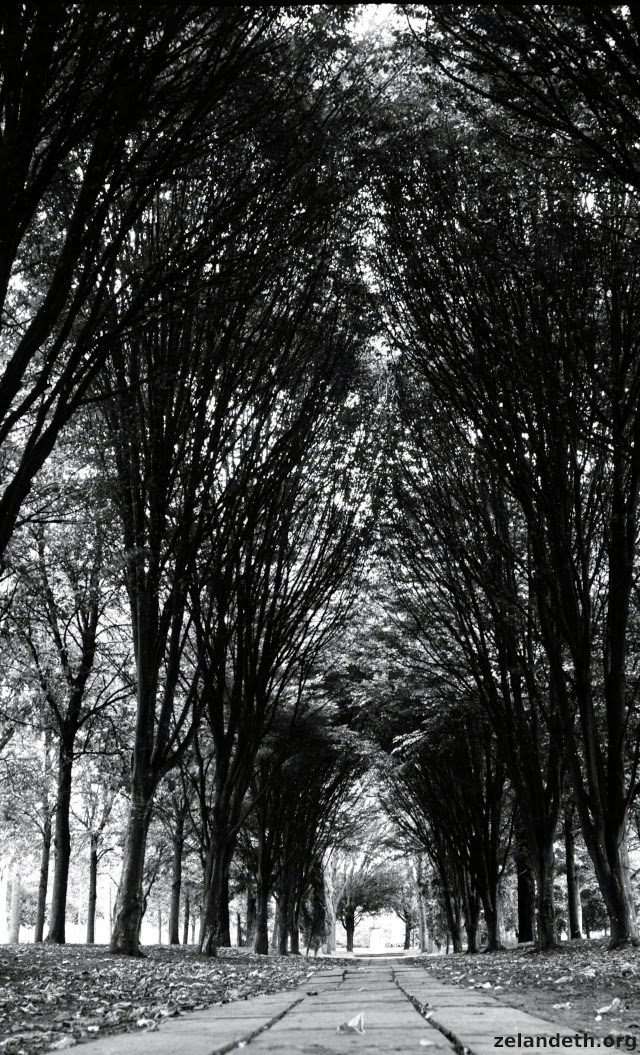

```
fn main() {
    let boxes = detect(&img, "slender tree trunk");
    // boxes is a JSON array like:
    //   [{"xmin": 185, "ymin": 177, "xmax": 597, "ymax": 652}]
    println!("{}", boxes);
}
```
[
  {"xmin": 9, "ymin": 866, "xmax": 20, "ymax": 943},
  {"xmin": 246, "ymin": 888, "xmax": 257, "ymax": 949},
  {"xmin": 87, "ymin": 834, "xmax": 99, "ymax": 944},
  {"xmin": 564, "ymin": 805, "xmax": 582, "ymax": 939},
  {"xmin": 169, "ymin": 815, "xmax": 184, "ymax": 945},
  {"xmin": 418, "ymin": 895, "xmax": 427, "ymax": 953},
  {"xmin": 254, "ymin": 879, "xmax": 269, "ymax": 955},
  {"xmin": 271, "ymin": 901, "xmax": 280, "ymax": 951},
  {"xmin": 218, "ymin": 872, "xmax": 231, "ymax": 947},
  {"xmin": 47, "ymin": 742, "xmax": 75, "ymax": 944},
  {"xmin": 404, "ymin": 919, "xmax": 411, "ymax": 950},
  {"xmin": 34, "ymin": 815, "xmax": 51, "ymax": 943},
  {"xmin": 199, "ymin": 838, "xmax": 233, "ymax": 956},
  {"xmin": 182, "ymin": 893, "xmax": 190, "ymax": 946},
  {"xmin": 110, "ymin": 785, "xmax": 154, "ymax": 955},
  {"xmin": 278, "ymin": 889, "xmax": 289, "ymax": 955},
  {"xmin": 157, "ymin": 907, "xmax": 162, "ymax": 944},
  {"xmin": 535, "ymin": 842, "xmax": 557, "ymax": 950},
  {"xmin": 464, "ymin": 891, "xmax": 481, "ymax": 954},
  {"xmin": 289, "ymin": 897, "xmax": 300, "ymax": 955},
  {"xmin": 236, "ymin": 911, "xmax": 242, "ymax": 946},
  {"xmin": 416, "ymin": 858, "xmax": 428, "ymax": 953},
  {"xmin": 344, "ymin": 907, "xmax": 355, "ymax": 953},
  {"xmin": 515, "ymin": 845, "xmax": 536, "ymax": 943}
]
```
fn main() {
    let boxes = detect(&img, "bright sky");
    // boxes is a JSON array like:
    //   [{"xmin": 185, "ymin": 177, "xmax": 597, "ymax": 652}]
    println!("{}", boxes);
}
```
[{"xmin": 353, "ymin": 4, "xmax": 400, "ymax": 39}]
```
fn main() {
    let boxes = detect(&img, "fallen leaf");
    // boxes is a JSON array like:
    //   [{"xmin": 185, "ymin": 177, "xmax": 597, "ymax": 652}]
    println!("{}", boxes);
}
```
[
  {"xmin": 337, "ymin": 1011, "xmax": 365, "ymax": 1034},
  {"xmin": 597, "ymin": 999, "xmax": 622, "ymax": 1015},
  {"xmin": 50, "ymin": 1039, "xmax": 76, "ymax": 1051}
]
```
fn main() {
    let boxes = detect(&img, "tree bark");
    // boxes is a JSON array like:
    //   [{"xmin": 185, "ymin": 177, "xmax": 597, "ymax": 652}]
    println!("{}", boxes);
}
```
[
  {"xmin": 182, "ymin": 893, "xmax": 190, "ymax": 946},
  {"xmin": 564, "ymin": 804, "xmax": 582, "ymax": 939},
  {"xmin": 169, "ymin": 815, "xmax": 184, "ymax": 945},
  {"xmin": 34, "ymin": 814, "xmax": 51, "ymax": 943},
  {"xmin": 254, "ymin": 879, "xmax": 269, "ymax": 955},
  {"xmin": 278, "ymin": 889, "xmax": 289, "ymax": 955},
  {"xmin": 463, "ymin": 889, "xmax": 481, "ymax": 954},
  {"xmin": 246, "ymin": 888, "xmax": 257, "ymax": 949},
  {"xmin": 9, "ymin": 866, "xmax": 20, "ymax": 943},
  {"xmin": 289, "ymin": 898, "xmax": 300, "ymax": 955},
  {"xmin": 218, "ymin": 872, "xmax": 231, "ymax": 947},
  {"xmin": 110, "ymin": 787, "xmax": 154, "ymax": 955},
  {"xmin": 46, "ymin": 742, "xmax": 74, "ymax": 943},
  {"xmin": 416, "ymin": 857, "xmax": 428, "ymax": 953},
  {"xmin": 344, "ymin": 907, "xmax": 355, "ymax": 953},
  {"xmin": 86, "ymin": 834, "xmax": 98, "ymax": 944},
  {"xmin": 158, "ymin": 907, "xmax": 162, "ymax": 944},
  {"xmin": 404, "ymin": 919, "xmax": 411, "ymax": 949},
  {"xmin": 514, "ymin": 843, "xmax": 536, "ymax": 943}
]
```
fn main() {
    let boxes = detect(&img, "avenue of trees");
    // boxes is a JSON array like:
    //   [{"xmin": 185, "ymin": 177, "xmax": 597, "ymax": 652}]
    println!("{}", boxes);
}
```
[{"xmin": 3, "ymin": 3, "xmax": 640, "ymax": 957}]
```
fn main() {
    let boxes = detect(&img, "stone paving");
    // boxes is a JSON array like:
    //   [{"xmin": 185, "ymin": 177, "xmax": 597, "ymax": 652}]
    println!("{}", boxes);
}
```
[{"xmin": 76, "ymin": 958, "xmax": 579, "ymax": 1055}]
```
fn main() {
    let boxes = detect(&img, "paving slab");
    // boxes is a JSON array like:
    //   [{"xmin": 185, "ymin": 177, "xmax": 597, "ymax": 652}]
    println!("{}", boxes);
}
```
[
  {"xmin": 62, "ymin": 959, "xmax": 586, "ymax": 1055},
  {"xmin": 393, "ymin": 966, "xmax": 581, "ymax": 1055},
  {"xmin": 243, "ymin": 962, "xmax": 452, "ymax": 1054},
  {"xmin": 75, "ymin": 989, "xmax": 311, "ymax": 1055}
]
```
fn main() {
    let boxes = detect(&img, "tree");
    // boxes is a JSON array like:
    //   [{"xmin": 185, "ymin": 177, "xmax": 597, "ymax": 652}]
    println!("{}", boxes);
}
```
[
  {"xmin": 372, "ymin": 95, "xmax": 640, "ymax": 945},
  {"xmin": 4, "ymin": 477, "xmax": 123, "ymax": 943},
  {"xmin": 0, "ymin": 6, "xmax": 290, "ymax": 563},
  {"xmin": 335, "ymin": 855, "xmax": 400, "ymax": 952},
  {"xmin": 414, "ymin": 6, "xmax": 640, "ymax": 191}
]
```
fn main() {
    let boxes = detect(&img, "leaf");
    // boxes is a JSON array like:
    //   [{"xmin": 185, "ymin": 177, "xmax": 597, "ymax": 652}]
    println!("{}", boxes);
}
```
[
  {"xmin": 336, "ymin": 1011, "xmax": 365, "ymax": 1034},
  {"xmin": 50, "ymin": 1039, "xmax": 76, "ymax": 1051},
  {"xmin": 597, "ymin": 998, "xmax": 622, "ymax": 1015}
]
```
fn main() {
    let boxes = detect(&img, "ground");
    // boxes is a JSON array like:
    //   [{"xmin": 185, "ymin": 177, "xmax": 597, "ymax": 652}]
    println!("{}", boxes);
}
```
[
  {"xmin": 0, "ymin": 944, "xmax": 350, "ymax": 1055},
  {"xmin": 1, "ymin": 940, "xmax": 638, "ymax": 1054},
  {"xmin": 410, "ymin": 939, "xmax": 640, "ymax": 1043}
]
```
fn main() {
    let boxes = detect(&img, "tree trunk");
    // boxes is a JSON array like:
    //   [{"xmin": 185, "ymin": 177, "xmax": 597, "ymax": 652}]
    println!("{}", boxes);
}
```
[
  {"xmin": 110, "ymin": 786, "xmax": 154, "ymax": 955},
  {"xmin": 289, "ymin": 898, "xmax": 300, "ymax": 955},
  {"xmin": 9, "ymin": 866, "xmax": 20, "ymax": 943},
  {"xmin": 254, "ymin": 879, "xmax": 269, "ymax": 955},
  {"xmin": 515, "ymin": 845, "xmax": 536, "ymax": 943},
  {"xmin": 246, "ymin": 888, "xmax": 257, "ymax": 949},
  {"xmin": 404, "ymin": 919, "xmax": 411, "ymax": 950},
  {"xmin": 534, "ymin": 843, "xmax": 557, "ymax": 950},
  {"xmin": 46, "ymin": 743, "xmax": 74, "ymax": 943},
  {"xmin": 482, "ymin": 888, "xmax": 505, "ymax": 952},
  {"xmin": 199, "ymin": 838, "xmax": 233, "ymax": 956},
  {"xmin": 169, "ymin": 817, "xmax": 184, "ymax": 945},
  {"xmin": 464, "ymin": 890, "xmax": 481, "ymax": 954},
  {"xmin": 565, "ymin": 804, "xmax": 582, "ymax": 939},
  {"xmin": 182, "ymin": 893, "xmax": 190, "ymax": 946},
  {"xmin": 236, "ymin": 911, "xmax": 242, "ymax": 947},
  {"xmin": 271, "ymin": 902, "xmax": 280, "ymax": 951},
  {"xmin": 157, "ymin": 907, "xmax": 162, "ymax": 944},
  {"xmin": 87, "ymin": 834, "xmax": 98, "ymax": 944},
  {"xmin": 416, "ymin": 858, "xmax": 428, "ymax": 953},
  {"xmin": 344, "ymin": 908, "xmax": 355, "ymax": 952},
  {"xmin": 218, "ymin": 872, "xmax": 231, "ymax": 947},
  {"xmin": 278, "ymin": 889, "xmax": 289, "ymax": 955},
  {"xmin": 34, "ymin": 815, "xmax": 51, "ymax": 943}
]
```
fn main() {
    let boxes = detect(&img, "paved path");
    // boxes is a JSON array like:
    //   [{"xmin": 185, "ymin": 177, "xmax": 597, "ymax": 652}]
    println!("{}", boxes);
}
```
[{"xmin": 77, "ymin": 958, "xmax": 577, "ymax": 1055}]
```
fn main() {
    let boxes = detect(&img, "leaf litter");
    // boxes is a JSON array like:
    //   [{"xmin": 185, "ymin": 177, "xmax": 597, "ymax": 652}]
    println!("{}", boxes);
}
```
[
  {"xmin": 0, "ymin": 945, "xmax": 346, "ymax": 1055},
  {"xmin": 409, "ymin": 939, "xmax": 640, "ymax": 1043}
]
